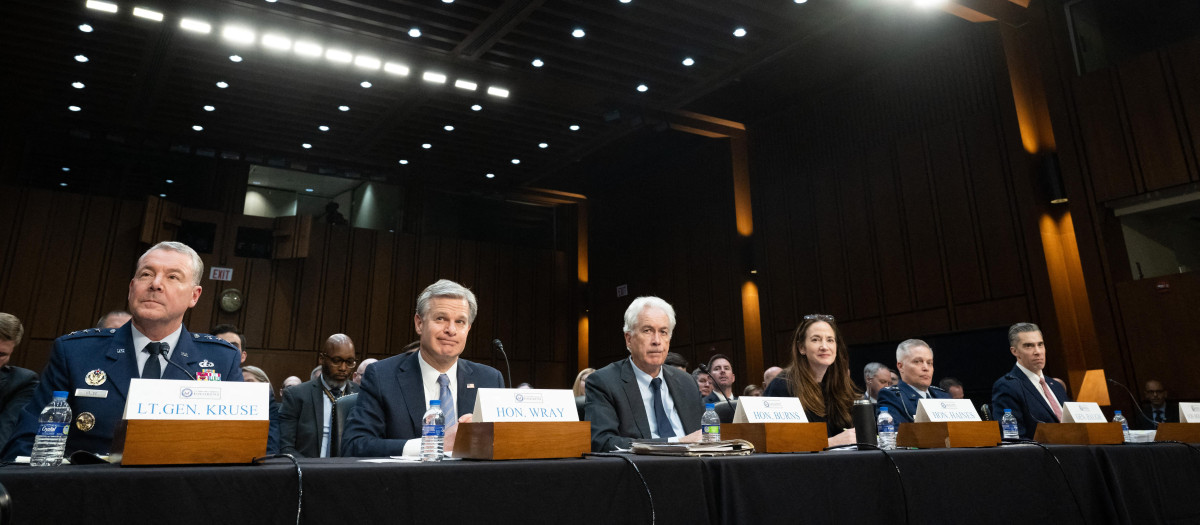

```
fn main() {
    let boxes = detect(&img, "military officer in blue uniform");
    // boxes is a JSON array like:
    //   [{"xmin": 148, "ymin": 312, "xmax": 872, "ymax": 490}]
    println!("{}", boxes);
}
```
[
  {"xmin": 876, "ymin": 339, "xmax": 950, "ymax": 424},
  {"xmin": 1, "ymin": 241, "xmax": 242, "ymax": 459}
]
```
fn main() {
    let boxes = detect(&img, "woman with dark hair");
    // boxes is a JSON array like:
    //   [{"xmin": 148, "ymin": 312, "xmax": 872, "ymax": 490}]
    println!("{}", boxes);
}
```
[{"xmin": 764, "ymin": 314, "xmax": 860, "ymax": 446}]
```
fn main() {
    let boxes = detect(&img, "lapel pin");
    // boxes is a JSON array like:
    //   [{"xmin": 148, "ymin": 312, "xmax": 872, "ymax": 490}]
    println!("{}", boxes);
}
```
[
  {"xmin": 84, "ymin": 369, "xmax": 107, "ymax": 386},
  {"xmin": 199, "ymin": 359, "xmax": 214, "ymax": 367}
]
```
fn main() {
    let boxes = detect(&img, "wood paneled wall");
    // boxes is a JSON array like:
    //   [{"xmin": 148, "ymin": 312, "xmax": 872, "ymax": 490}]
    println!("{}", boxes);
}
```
[{"xmin": 0, "ymin": 186, "xmax": 575, "ymax": 390}]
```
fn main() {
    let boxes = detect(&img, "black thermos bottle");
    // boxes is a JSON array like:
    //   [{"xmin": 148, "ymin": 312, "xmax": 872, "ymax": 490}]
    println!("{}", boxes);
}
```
[{"xmin": 852, "ymin": 399, "xmax": 877, "ymax": 450}]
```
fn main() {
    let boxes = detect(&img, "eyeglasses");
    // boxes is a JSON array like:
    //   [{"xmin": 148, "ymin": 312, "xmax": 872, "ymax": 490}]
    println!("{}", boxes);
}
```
[
  {"xmin": 803, "ymin": 314, "xmax": 835, "ymax": 322},
  {"xmin": 321, "ymin": 353, "xmax": 358, "ymax": 367}
]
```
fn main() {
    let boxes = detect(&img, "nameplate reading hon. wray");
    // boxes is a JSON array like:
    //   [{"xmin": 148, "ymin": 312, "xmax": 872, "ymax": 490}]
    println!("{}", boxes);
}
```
[
  {"xmin": 471, "ymin": 388, "xmax": 579, "ymax": 422},
  {"xmin": 122, "ymin": 379, "xmax": 269, "ymax": 421},
  {"xmin": 914, "ymin": 399, "xmax": 981, "ymax": 422},
  {"xmin": 732, "ymin": 397, "xmax": 808, "ymax": 424}
]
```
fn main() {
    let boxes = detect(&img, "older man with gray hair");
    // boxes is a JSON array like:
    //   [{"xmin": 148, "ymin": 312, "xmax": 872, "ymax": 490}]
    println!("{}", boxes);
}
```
[
  {"xmin": 862, "ymin": 362, "xmax": 893, "ymax": 404},
  {"xmin": 876, "ymin": 339, "xmax": 948, "ymax": 423},
  {"xmin": 585, "ymin": 296, "xmax": 702, "ymax": 452},
  {"xmin": 343, "ymin": 279, "xmax": 504, "ymax": 457}
]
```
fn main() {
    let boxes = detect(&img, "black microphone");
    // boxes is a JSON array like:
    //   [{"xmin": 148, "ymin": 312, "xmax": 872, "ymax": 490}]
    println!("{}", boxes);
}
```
[
  {"xmin": 1108, "ymin": 378, "xmax": 1155, "ymax": 429},
  {"xmin": 492, "ymin": 339, "xmax": 512, "ymax": 388}
]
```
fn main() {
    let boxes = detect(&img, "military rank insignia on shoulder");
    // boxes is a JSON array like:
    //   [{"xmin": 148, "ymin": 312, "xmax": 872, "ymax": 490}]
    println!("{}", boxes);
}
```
[{"xmin": 62, "ymin": 328, "xmax": 115, "ymax": 340}]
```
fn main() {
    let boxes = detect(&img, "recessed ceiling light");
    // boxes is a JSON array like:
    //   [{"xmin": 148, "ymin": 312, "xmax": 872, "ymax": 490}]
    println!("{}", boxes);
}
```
[
  {"xmin": 443, "ymin": 0, "xmax": 454, "ymax": 3},
  {"xmin": 86, "ymin": 1, "xmax": 118, "ymax": 13},
  {"xmin": 398, "ymin": 159, "xmax": 408, "ymax": 165},
  {"xmin": 305, "ymin": 188, "xmax": 314, "ymax": 192},
  {"xmin": 262, "ymin": 34, "xmax": 292, "ymax": 51},
  {"xmin": 733, "ymin": 27, "xmax": 747, "ymax": 38},
  {"xmin": 572, "ymin": 28, "xmax": 586, "ymax": 38},
  {"xmin": 620, "ymin": 0, "xmax": 632, "ymax": 3},
  {"xmin": 216, "ymin": 81, "xmax": 229, "ymax": 88},
  {"xmin": 384, "ymin": 62, "xmax": 410, "ymax": 76},
  {"xmin": 511, "ymin": 158, "xmax": 520, "ymax": 165},
  {"xmin": 203, "ymin": 105, "xmax": 215, "ymax": 111},
  {"xmin": 682, "ymin": 57, "xmax": 695, "ymax": 66},
  {"xmin": 454, "ymin": 79, "xmax": 477, "ymax": 91},
  {"xmin": 408, "ymin": 28, "xmax": 422, "ymax": 38},
  {"xmin": 636, "ymin": 84, "xmax": 648, "ymax": 92},
  {"xmin": 913, "ymin": 0, "xmax": 947, "ymax": 7},
  {"xmin": 159, "ymin": 193, "xmax": 167, "ymax": 198},
  {"xmin": 795, "ymin": 0, "xmax": 807, "ymax": 3},
  {"xmin": 60, "ymin": 183, "xmax": 69, "ymax": 187},
  {"xmin": 444, "ymin": 125, "xmax": 455, "ymax": 131},
  {"xmin": 192, "ymin": 125, "xmax": 203, "ymax": 131},
  {"xmin": 222, "ymin": 26, "xmax": 256, "ymax": 45},
  {"xmin": 166, "ymin": 179, "xmax": 174, "ymax": 183},
  {"xmin": 180, "ymin": 19, "xmax": 211, "ymax": 33},
  {"xmin": 486, "ymin": 173, "xmax": 495, "ymax": 179},
  {"xmin": 294, "ymin": 41, "xmax": 323, "ymax": 57},
  {"xmin": 422, "ymin": 72, "xmax": 447, "ymax": 84},
  {"xmin": 319, "ymin": 125, "xmax": 330, "ymax": 131},
  {"xmin": 132, "ymin": 7, "xmax": 164, "ymax": 22},
  {"xmin": 338, "ymin": 105, "xmax": 350, "ymax": 111},
  {"xmin": 355, "ymin": 56, "xmax": 382, "ymax": 70},
  {"xmin": 229, "ymin": 55, "xmax": 243, "ymax": 63},
  {"xmin": 72, "ymin": 82, "xmax": 85, "ymax": 89},
  {"xmin": 302, "ymin": 143, "xmax": 312, "ymax": 149},
  {"xmin": 79, "ymin": 24, "xmax": 94, "ymax": 33},
  {"xmin": 539, "ymin": 142, "xmax": 549, "ymax": 149},
  {"xmin": 62, "ymin": 167, "xmax": 70, "ymax": 172},
  {"xmin": 486, "ymin": 86, "xmax": 509, "ymax": 98},
  {"xmin": 531, "ymin": 58, "xmax": 544, "ymax": 67},
  {"xmin": 360, "ymin": 81, "xmax": 373, "ymax": 88},
  {"xmin": 325, "ymin": 49, "xmax": 353, "ymax": 63},
  {"xmin": 75, "ymin": 55, "xmax": 89, "ymax": 63},
  {"xmin": 422, "ymin": 143, "xmax": 432, "ymax": 149},
  {"xmin": 68, "ymin": 106, "xmax": 82, "ymax": 112},
  {"xmin": 471, "ymin": 104, "xmax": 482, "ymax": 111},
  {"xmin": 569, "ymin": 124, "xmax": 580, "ymax": 131}
]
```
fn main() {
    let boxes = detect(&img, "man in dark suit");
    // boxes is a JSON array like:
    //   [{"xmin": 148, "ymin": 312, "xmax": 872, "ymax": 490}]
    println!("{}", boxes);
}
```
[
  {"xmin": 342, "ymin": 280, "xmax": 504, "ymax": 457},
  {"xmin": 2, "ymin": 242, "xmax": 243, "ymax": 459},
  {"xmin": 877, "ymin": 339, "xmax": 949, "ymax": 423},
  {"xmin": 586, "ymin": 296, "xmax": 702, "ymax": 452},
  {"xmin": 0, "ymin": 313, "xmax": 38, "ymax": 446},
  {"xmin": 991, "ymin": 322, "xmax": 1069, "ymax": 439},
  {"xmin": 279, "ymin": 334, "xmax": 360, "ymax": 457},
  {"xmin": 1136, "ymin": 379, "xmax": 1179, "ymax": 429}
]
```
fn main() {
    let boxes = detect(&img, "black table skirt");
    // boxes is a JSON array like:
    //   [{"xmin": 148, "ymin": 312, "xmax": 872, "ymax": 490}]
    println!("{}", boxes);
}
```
[{"xmin": 0, "ymin": 443, "xmax": 1197, "ymax": 525}]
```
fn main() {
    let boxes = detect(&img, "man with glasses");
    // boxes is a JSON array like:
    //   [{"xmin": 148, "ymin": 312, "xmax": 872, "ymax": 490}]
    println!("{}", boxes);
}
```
[
  {"xmin": 279, "ymin": 334, "xmax": 360, "ymax": 457},
  {"xmin": 1136, "ymin": 379, "xmax": 1177, "ymax": 429}
]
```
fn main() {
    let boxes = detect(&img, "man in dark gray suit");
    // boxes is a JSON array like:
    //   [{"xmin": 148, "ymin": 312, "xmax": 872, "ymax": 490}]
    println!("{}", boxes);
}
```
[
  {"xmin": 0, "ymin": 313, "xmax": 37, "ymax": 447},
  {"xmin": 279, "ymin": 334, "xmax": 360, "ymax": 457},
  {"xmin": 342, "ymin": 280, "xmax": 504, "ymax": 457},
  {"xmin": 586, "ymin": 296, "xmax": 702, "ymax": 452}
]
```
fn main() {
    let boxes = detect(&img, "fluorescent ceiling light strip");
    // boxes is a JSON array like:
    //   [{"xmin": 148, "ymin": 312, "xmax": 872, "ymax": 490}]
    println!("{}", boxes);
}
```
[
  {"xmin": 383, "ymin": 62, "xmax": 409, "ymax": 76},
  {"xmin": 422, "ymin": 72, "xmax": 447, "ymax": 84},
  {"xmin": 132, "ymin": 7, "xmax": 163, "ymax": 21},
  {"xmin": 354, "ymin": 56, "xmax": 381, "ymax": 70},
  {"xmin": 180, "ymin": 18, "xmax": 212, "ymax": 33},
  {"xmin": 326, "ymin": 49, "xmax": 353, "ymax": 63},
  {"xmin": 86, "ymin": 1, "xmax": 118, "ymax": 13},
  {"xmin": 222, "ymin": 26, "xmax": 256, "ymax": 45},
  {"xmin": 487, "ymin": 86, "xmax": 509, "ymax": 98},
  {"xmin": 454, "ymin": 79, "xmax": 477, "ymax": 91}
]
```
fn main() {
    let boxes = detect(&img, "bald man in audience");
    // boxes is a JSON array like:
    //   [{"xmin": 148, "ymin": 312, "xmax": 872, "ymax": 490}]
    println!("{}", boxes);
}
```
[
  {"xmin": 763, "ymin": 366, "xmax": 783, "ymax": 390},
  {"xmin": 96, "ymin": 310, "xmax": 131, "ymax": 330},
  {"xmin": 279, "ymin": 334, "xmax": 360, "ymax": 457},
  {"xmin": 862, "ymin": 362, "xmax": 892, "ymax": 404},
  {"xmin": 353, "ymin": 358, "xmax": 378, "ymax": 385}
]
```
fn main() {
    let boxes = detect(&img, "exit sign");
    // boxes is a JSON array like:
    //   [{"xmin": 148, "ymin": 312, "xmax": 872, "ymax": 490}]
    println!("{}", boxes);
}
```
[
  {"xmin": 209, "ymin": 267, "xmax": 234, "ymax": 281},
  {"xmin": 616, "ymin": 284, "xmax": 628, "ymax": 297}
]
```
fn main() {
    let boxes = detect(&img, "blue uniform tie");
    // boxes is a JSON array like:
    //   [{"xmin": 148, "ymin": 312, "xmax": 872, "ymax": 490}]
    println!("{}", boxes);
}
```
[
  {"xmin": 438, "ymin": 374, "xmax": 456, "ymax": 426},
  {"xmin": 650, "ymin": 377, "xmax": 675, "ymax": 438},
  {"xmin": 142, "ymin": 342, "xmax": 167, "ymax": 379}
]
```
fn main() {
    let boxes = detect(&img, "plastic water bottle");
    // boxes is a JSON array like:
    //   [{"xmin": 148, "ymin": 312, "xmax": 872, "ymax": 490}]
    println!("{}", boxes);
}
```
[
  {"xmin": 1113, "ymin": 410, "xmax": 1130, "ymax": 442},
  {"xmin": 31, "ymin": 391, "xmax": 72, "ymax": 467},
  {"xmin": 701, "ymin": 403, "xmax": 721, "ymax": 442},
  {"xmin": 1001, "ymin": 409, "xmax": 1019, "ymax": 440},
  {"xmin": 421, "ymin": 399, "xmax": 445, "ymax": 462},
  {"xmin": 877, "ymin": 407, "xmax": 896, "ymax": 450}
]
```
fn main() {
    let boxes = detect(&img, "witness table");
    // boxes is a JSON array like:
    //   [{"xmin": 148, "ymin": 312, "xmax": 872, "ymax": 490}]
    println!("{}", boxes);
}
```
[{"xmin": 0, "ymin": 443, "xmax": 1196, "ymax": 524}]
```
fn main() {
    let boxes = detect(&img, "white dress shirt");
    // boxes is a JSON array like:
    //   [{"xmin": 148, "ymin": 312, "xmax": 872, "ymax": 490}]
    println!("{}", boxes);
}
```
[
  {"xmin": 630, "ymin": 358, "xmax": 686, "ymax": 440},
  {"xmin": 400, "ymin": 352, "xmax": 460, "ymax": 456},
  {"xmin": 130, "ymin": 324, "xmax": 183, "ymax": 378},
  {"xmin": 1016, "ymin": 362, "xmax": 1062, "ymax": 416}
]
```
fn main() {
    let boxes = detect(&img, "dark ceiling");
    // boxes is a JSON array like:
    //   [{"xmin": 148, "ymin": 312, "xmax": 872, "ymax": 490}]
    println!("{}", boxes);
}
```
[{"xmin": 1, "ymin": 0, "xmax": 969, "ymax": 197}]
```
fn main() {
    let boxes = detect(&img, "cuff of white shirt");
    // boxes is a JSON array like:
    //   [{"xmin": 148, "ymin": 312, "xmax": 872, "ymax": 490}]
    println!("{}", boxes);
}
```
[{"xmin": 401, "ymin": 438, "xmax": 420, "ymax": 457}]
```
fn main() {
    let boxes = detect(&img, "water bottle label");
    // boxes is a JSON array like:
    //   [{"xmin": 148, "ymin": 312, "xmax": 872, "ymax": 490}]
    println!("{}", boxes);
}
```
[
  {"xmin": 37, "ymin": 422, "xmax": 68, "ymax": 437},
  {"xmin": 703, "ymin": 425, "xmax": 720, "ymax": 435},
  {"xmin": 422, "ymin": 424, "xmax": 444, "ymax": 438},
  {"xmin": 880, "ymin": 424, "xmax": 894, "ymax": 433}
]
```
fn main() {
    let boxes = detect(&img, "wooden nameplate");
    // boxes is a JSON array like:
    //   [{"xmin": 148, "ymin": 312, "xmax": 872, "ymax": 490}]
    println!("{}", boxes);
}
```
[
  {"xmin": 1032, "ymin": 422, "xmax": 1123, "ymax": 445},
  {"xmin": 897, "ymin": 421, "xmax": 1001, "ymax": 448},
  {"xmin": 1154, "ymin": 423, "xmax": 1200, "ymax": 443},
  {"xmin": 720, "ymin": 422, "xmax": 827, "ymax": 453},
  {"xmin": 453, "ymin": 421, "xmax": 590, "ymax": 460},
  {"xmin": 111, "ymin": 419, "xmax": 268, "ymax": 466}
]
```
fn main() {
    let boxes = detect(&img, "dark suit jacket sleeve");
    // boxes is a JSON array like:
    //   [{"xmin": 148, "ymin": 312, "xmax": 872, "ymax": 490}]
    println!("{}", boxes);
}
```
[
  {"xmin": 876, "ymin": 387, "xmax": 911, "ymax": 424},
  {"xmin": 341, "ymin": 363, "xmax": 410, "ymax": 457},
  {"xmin": 667, "ymin": 368, "xmax": 703, "ymax": 434},
  {"xmin": 278, "ymin": 385, "xmax": 305, "ymax": 457},
  {"xmin": 0, "ymin": 368, "xmax": 38, "ymax": 447},
  {"xmin": 266, "ymin": 399, "xmax": 281, "ymax": 455},
  {"xmin": 763, "ymin": 377, "xmax": 791, "ymax": 397},
  {"xmin": 584, "ymin": 368, "xmax": 636, "ymax": 452},
  {"xmin": 991, "ymin": 376, "xmax": 1030, "ymax": 438},
  {"xmin": 3, "ymin": 340, "xmax": 71, "ymax": 460}
]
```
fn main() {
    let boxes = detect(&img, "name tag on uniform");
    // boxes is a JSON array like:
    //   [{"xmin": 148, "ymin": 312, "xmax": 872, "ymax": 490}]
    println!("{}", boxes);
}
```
[{"xmin": 75, "ymin": 388, "xmax": 108, "ymax": 398}]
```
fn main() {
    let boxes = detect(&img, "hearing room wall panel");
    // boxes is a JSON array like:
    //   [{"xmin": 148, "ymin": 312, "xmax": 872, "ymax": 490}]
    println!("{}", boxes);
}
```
[
  {"xmin": 927, "ymin": 122, "xmax": 987, "ymax": 306},
  {"xmin": 837, "ymin": 157, "xmax": 882, "ymax": 320},
  {"xmin": 1115, "ymin": 52, "xmax": 1193, "ymax": 192}
]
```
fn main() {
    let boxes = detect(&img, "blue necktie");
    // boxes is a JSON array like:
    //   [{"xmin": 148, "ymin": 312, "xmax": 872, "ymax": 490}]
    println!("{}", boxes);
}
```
[
  {"xmin": 650, "ymin": 377, "xmax": 675, "ymax": 438},
  {"xmin": 438, "ymin": 374, "xmax": 456, "ymax": 426},
  {"xmin": 142, "ymin": 342, "xmax": 167, "ymax": 378}
]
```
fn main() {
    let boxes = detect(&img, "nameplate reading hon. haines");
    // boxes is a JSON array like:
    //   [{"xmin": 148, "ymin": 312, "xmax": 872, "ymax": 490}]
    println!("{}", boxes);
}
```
[
  {"xmin": 733, "ymin": 397, "xmax": 808, "ymax": 424},
  {"xmin": 471, "ymin": 388, "xmax": 578, "ymax": 422},
  {"xmin": 914, "ymin": 399, "xmax": 981, "ymax": 422},
  {"xmin": 122, "ymin": 379, "xmax": 269, "ymax": 421}
]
